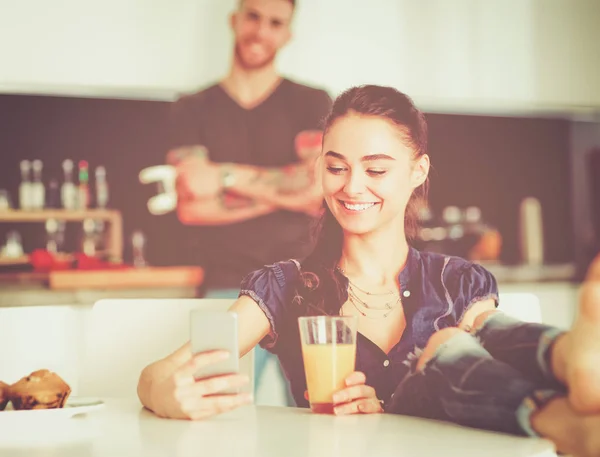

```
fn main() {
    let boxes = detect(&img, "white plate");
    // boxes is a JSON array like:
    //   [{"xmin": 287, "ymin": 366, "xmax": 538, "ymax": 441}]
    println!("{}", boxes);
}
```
[{"xmin": 0, "ymin": 396, "xmax": 105, "ymax": 423}]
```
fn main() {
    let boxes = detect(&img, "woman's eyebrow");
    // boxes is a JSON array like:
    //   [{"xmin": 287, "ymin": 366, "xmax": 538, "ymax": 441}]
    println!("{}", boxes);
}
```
[{"xmin": 325, "ymin": 151, "xmax": 395, "ymax": 162}]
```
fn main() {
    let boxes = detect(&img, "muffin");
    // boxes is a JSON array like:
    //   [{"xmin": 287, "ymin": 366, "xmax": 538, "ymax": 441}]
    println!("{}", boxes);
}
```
[
  {"xmin": 0, "ymin": 381, "xmax": 9, "ymax": 410},
  {"xmin": 9, "ymin": 369, "xmax": 71, "ymax": 410}
]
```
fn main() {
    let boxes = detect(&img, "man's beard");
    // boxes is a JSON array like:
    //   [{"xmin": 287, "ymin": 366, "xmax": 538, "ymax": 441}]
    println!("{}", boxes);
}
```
[{"xmin": 234, "ymin": 42, "xmax": 277, "ymax": 70}]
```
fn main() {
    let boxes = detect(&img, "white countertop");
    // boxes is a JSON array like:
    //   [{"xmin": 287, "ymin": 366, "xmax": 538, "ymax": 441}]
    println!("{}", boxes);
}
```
[{"xmin": 0, "ymin": 398, "xmax": 556, "ymax": 457}]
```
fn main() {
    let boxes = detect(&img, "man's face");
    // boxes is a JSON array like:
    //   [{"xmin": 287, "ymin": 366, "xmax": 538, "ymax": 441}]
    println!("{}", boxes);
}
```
[{"xmin": 231, "ymin": 0, "xmax": 294, "ymax": 70}]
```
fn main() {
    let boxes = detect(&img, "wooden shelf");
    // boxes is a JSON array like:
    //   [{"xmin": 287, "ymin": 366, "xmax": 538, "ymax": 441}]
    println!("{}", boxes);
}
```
[
  {"xmin": 0, "ymin": 209, "xmax": 123, "ymax": 262},
  {"xmin": 0, "ymin": 255, "xmax": 29, "ymax": 266},
  {"xmin": 0, "ymin": 209, "xmax": 120, "ymax": 222}
]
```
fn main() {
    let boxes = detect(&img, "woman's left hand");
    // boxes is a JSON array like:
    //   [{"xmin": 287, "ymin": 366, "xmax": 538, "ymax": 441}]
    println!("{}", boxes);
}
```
[{"xmin": 331, "ymin": 371, "xmax": 383, "ymax": 415}]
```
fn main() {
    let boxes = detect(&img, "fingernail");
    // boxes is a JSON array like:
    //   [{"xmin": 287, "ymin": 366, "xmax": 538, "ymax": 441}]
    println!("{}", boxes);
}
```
[
  {"xmin": 334, "ymin": 407, "xmax": 344, "ymax": 415},
  {"xmin": 219, "ymin": 351, "xmax": 230, "ymax": 359},
  {"xmin": 243, "ymin": 393, "xmax": 253, "ymax": 403},
  {"xmin": 333, "ymin": 394, "xmax": 343, "ymax": 403}
]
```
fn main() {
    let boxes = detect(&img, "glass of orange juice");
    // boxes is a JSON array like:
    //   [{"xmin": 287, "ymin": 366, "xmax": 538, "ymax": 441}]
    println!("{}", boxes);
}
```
[{"xmin": 298, "ymin": 316, "xmax": 358, "ymax": 414}]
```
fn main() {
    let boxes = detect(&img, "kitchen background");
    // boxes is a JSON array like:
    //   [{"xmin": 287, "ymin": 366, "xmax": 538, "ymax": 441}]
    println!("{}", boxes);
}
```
[
  {"xmin": 1, "ymin": 0, "xmax": 599, "ymax": 407},
  {"xmin": 0, "ymin": 0, "xmax": 599, "ymax": 304}
]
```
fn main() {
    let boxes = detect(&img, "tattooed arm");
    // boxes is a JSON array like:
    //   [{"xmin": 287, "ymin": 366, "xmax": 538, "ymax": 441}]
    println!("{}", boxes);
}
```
[
  {"xmin": 173, "ymin": 144, "xmax": 323, "ymax": 217},
  {"xmin": 220, "ymin": 161, "xmax": 323, "ymax": 215},
  {"xmin": 177, "ymin": 195, "xmax": 276, "ymax": 225}
]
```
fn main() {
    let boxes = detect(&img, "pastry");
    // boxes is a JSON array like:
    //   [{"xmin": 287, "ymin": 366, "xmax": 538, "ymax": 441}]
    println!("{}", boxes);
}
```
[
  {"xmin": 9, "ymin": 369, "xmax": 71, "ymax": 410},
  {"xmin": 0, "ymin": 381, "xmax": 8, "ymax": 410}
]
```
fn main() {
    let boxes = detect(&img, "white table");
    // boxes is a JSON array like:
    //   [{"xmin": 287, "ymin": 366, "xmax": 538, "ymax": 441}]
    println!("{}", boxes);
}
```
[{"xmin": 0, "ymin": 398, "xmax": 556, "ymax": 457}]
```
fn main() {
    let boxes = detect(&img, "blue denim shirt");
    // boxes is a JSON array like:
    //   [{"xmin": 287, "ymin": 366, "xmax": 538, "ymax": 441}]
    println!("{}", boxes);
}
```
[{"xmin": 239, "ymin": 247, "xmax": 499, "ymax": 407}]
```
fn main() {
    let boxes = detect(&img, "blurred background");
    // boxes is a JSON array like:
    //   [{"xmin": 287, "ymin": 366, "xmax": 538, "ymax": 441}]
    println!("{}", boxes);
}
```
[{"xmin": 0, "ymin": 0, "xmax": 598, "ymax": 312}]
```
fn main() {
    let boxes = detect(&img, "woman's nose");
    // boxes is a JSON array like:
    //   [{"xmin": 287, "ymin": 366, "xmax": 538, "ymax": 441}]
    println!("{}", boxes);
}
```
[{"xmin": 343, "ymin": 170, "xmax": 366, "ymax": 196}]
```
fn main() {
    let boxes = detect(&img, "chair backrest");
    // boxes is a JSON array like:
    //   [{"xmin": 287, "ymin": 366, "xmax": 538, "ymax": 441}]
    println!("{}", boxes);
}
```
[
  {"xmin": 79, "ymin": 298, "xmax": 254, "ymax": 398},
  {"xmin": 0, "ymin": 305, "xmax": 86, "ymax": 389},
  {"xmin": 498, "ymin": 293, "xmax": 542, "ymax": 323}
]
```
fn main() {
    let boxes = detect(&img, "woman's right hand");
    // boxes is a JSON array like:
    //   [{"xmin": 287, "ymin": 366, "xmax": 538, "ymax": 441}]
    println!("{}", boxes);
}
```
[{"xmin": 150, "ymin": 350, "xmax": 252, "ymax": 420}]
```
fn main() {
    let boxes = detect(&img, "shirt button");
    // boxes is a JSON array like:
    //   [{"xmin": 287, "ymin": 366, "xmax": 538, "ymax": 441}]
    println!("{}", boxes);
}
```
[
  {"xmin": 383, "ymin": 359, "xmax": 390, "ymax": 367},
  {"xmin": 403, "ymin": 290, "xmax": 411, "ymax": 298}
]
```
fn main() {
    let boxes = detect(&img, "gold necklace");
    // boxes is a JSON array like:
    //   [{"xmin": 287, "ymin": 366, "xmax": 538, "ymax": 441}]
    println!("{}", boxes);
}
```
[
  {"xmin": 347, "ymin": 284, "xmax": 400, "ymax": 311},
  {"xmin": 348, "ymin": 293, "xmax": 401, "ymax": 319},
  {"xmin": 337, "ymin": 266, "xmax": 396, "ymax": 296}
]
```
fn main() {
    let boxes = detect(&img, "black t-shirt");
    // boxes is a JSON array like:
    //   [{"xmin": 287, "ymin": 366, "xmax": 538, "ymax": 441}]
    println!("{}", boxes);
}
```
[{"xmin": 170, "ymin": 78, "xmax": 332, "ymax": 289}]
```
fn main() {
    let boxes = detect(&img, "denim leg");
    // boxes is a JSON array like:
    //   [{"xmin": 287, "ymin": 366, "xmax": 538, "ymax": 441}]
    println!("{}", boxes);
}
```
[
  {"xmin": 474, "ymin": 312, "xmax": 566, "ymax": 391},
  {"xmin": 386, "ymin": 331, "xmax": 560, "ymax": 436}
]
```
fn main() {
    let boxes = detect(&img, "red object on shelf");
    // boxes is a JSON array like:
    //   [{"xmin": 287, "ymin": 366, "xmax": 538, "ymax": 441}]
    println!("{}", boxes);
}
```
[{"xmin": 29, "ymin": 249, "xmax": 127, "ymax": 272}]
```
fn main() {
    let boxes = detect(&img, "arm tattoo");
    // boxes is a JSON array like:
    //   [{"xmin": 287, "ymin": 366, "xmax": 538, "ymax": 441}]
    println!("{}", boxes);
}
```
[
  {"xmin": 219, "ymin": 192, "xmax": 256, "ymax": 209},
  {"xmin": 250, "ymin": 166, "xmax": 312, "ymax": 195}
]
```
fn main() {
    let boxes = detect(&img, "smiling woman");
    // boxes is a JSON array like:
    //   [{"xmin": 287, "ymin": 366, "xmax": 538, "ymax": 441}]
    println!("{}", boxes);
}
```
[
  {"xmin": 321, "ymin": 88, "xmax": 430, "ymax": 239},
  {"xmin": 138, "ymin": 84, "xmax": 600, "ymax": 457}
]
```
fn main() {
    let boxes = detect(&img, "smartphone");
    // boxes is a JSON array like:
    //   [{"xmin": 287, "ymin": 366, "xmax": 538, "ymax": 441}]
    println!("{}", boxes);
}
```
[{"xmin": 190, "ymin": 310, "xmax": 239, "ymax": 393}]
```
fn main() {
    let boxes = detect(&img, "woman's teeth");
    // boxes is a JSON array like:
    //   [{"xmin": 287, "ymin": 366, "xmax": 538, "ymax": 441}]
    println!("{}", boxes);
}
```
[{"xmin": 342, "ymin": 202, "xmax": 376, "ymax": 212}]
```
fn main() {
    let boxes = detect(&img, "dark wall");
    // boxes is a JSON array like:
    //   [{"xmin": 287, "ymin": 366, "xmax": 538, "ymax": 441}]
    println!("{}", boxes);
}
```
[
  {"xmin": 0, "ymin": 93, "xmax": 187, "ymax": 266},
  {"xmin": 570, "ymin": 121, "xmax": 600, "ymax": 278},
  {"xmin": 426, "ymin": 113, "xmax": 573, "ymax": 265},
  {"xmin": 0, "ymin": 93, "xmax": 576, "ymax": 267}
]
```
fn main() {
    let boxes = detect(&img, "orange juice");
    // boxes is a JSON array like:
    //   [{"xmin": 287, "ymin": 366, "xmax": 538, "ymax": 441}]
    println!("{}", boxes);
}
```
[{"xmin": 301, "ymin": 342, "xmax": 356, "ymax": 413}]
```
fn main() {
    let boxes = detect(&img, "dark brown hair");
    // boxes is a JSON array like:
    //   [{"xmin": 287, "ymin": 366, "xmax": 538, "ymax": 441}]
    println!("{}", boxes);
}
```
[{"xmin": 295, "ymin": 85, "xmax": 429, "ymax": 315}]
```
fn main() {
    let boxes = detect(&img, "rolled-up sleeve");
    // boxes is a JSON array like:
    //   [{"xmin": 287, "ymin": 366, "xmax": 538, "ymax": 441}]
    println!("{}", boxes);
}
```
[
  {"xmin": 454, "ymin": 261, "xmax": 499, "ymax": 321},
  {"xmin": 239, "ymin": 260, "xmax": 301, "ymax": 349}
]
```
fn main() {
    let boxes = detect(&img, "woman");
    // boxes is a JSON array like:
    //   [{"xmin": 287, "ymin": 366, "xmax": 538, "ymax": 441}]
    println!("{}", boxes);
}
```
[{"xmin": 139, "ymin": 85, "xmax": 600, "ymax": 457}]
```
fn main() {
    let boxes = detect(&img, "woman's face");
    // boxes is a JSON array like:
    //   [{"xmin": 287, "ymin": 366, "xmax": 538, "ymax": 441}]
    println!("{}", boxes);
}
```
[{"xmin": 321, "ymin": 113, "xmax": 429, "ymax": 236}]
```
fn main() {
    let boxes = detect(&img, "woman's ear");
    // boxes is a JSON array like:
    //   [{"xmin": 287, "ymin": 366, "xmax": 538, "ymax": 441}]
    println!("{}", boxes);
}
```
[{"xmin": 411, "ymin": 154, "xmax": 430, "ymax": 189}]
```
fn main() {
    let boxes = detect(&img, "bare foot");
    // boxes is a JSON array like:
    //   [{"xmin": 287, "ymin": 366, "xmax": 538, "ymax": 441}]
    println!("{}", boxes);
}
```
[
  {"xmin": 586, "ymin": 254, "xmax": 600, "ymax": 282},
  {"xmin": 532, "ymin": 396, "xmax": 600, "ymax": 457},
  {"xmin": 565, "ymin": 254, "xmax": 600, "ymax": 413}
]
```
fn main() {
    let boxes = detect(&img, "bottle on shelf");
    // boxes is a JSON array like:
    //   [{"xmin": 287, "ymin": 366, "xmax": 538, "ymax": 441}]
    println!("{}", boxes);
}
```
[
  {"xmin": 31, "ymin": 159, "xmax": 45, "ymax": 210},
  {"xmin": 61, "ymin": 159, "xmax": 78, "ymax": 210},
  {"xmin": 46, "ymin": 179, "xmax": 60, "ymax": 209},
  {"xmin": 443, "ymin": 206, "xmax": 465, "ymax": 242},
  {"xmin": 94, "ymin": 219, "xmax": 107, "ymax": 255},
  {"xmin": 45, "ymin": 218, "xmax": 60, "ymax": 253},
  {"xmin": 81, "ymin": 218, "xmax": 97, "ymax": 257},
  {"xmin": 19, "ymin": 160, "xmax": 32, "ymax": 210},
  {"xmin": 95, "ymin": 166, "xmax": 109, "ymax": 209},
  {"xmin": 1, "ymin": 231, "xmax": 24, "ymax": 258},
  {"xmin": 78, "ymin": 160, "xmax": 90, "ymax": 210},
  {"xmin": 519, "ymin": 197, "xmax": 544, "ymax": 266},
  {"xmin": 0, "ymin": 190, "xmax": 11, "ymax": 211},
  {"xmin": 131, "ymin": 230, "xmax": 147, "ymax": 268}
]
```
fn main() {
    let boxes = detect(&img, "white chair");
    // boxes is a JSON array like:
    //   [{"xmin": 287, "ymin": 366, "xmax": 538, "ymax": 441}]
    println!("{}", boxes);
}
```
[
  {"xmin": 498, "ymin": 293, "xmax": 542, "ymax": 323},
  {"xmin": 79, "ymin": 298, "xmax": 254, "ymax": 398},
  {"xmin": 0, "ymin": 305, "xmax": 87, "ymax": 390}
]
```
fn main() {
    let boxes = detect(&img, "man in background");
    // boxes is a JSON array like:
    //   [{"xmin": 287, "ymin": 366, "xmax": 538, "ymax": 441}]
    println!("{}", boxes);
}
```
[{"xmin": 168, "ymin": 0, "xmax": 332, "ymax": 405}]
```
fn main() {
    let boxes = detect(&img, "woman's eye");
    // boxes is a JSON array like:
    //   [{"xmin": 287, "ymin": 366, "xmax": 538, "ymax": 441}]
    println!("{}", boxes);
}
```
[
  {"xmin": 326, "ymin": 166, "xmax": 346, "ymax": 175},
  {"xmin": 367, "ymin": 169, "xmax": 387, "ymax": 176}
]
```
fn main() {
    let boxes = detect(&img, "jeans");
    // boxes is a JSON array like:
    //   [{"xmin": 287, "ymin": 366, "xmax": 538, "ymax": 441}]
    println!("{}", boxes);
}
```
[
  {"xmin": 203, "ymin": 288, "xmax": 294, "ymax": 406},
  {"xmin": 386, "ymin": 312, "xmax": 566, "ymax": 436}
]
